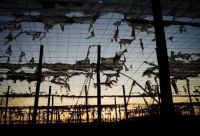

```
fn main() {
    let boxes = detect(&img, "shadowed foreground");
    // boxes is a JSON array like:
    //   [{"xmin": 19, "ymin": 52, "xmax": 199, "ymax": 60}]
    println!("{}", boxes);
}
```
[{"xmin": 1, "ymin": 115, "xmax": 200, "ymax": 132}]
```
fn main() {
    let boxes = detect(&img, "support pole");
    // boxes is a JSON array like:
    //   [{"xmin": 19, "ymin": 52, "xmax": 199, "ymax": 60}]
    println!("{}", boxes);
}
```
[
  {"xmin": 38, "ymin": 109, "xmax": 40, "ymax": 124},
  {"xmin": 97, "ymin": 45, "xmax": 101, "ymax": 124},
  {"xmin": 58, "ymin": 111, "xmax": 60, "ymax": 123},
  {"xmin": 120, "ymin": 72, "xmax": 159, "ymax": 103},
  {"xmin": 51, "ymin": 95, "xmax": 54, "ymax": 124},
  {"xmin": 28, "ymin": 106, "xmax": 31, "ymax": 124},
  {"xmin": 55, "ymin": 110, "xmax": 58, "ymax": 123},
  {"xmin": 9, "ymin": 108, "xmax": 11, "ymax": 124},
  {"xmin": 127, "ymin": 81, "xmax": 135, "ymax": 105},
  {"xmin": 32, "ymin": 45, "xmax": 44, "ymax": 124},
  {"xmin": 79, "ymin": 105, "xmax": 82, "ymax": 123},
  {"xmin": 109, "ymin": 109, "xmax": 111, "ymax": 122},
  {"xmin": 151, "ymin": 0, "xmax": 175, "ymax": 118},
  {"xmin": 47, "ymin": 86, "xmax": 51, "ymax": 124},
  {"xmin": 118, "ymin": 105, "xmax": 121, "ymax": 121},
  {"xmin": 85, "ymin": 85, "xmax": 89, "ymax": 124},
  {"xmin": 122, "ymin": 85, "xmax": 128, "ymax": 120},
  {"xmin": 0, "ymin": 109, "xmax": 3, "ymax": 123},
  {"xmin": 186, "ymin": 79, "xmax": 195, "ymax": 115},
  {"xmin": 114, "ymin": 97, "xmax": 118, "ymax": 122},
  {"xmin": 19, "ymin": 114, "xmax": 22, "ymax": 124},
  {"xmin": 4, "ymin": 86, "xmax": 10, "ymax": 125},
  {"xmin": 75, "ymin": 106, "xmax": 78, "ymax": 123}
]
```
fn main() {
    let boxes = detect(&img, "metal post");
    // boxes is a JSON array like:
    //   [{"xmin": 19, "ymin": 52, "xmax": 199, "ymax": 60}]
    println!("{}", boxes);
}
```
[
  {"xmin": 151, "ymin": 0, "xmax": 175, "ymax": 118},
  {"xmin": 85, "ymin": 85, "xmax": 89, "ymax": 124},
  {"xmin": 47, "ymin": 86, "xmax": 51, "ymax": 124},
  {"xmin": 186, "ymin": 79, "xmax": 195, "ymax": 115},
  {"xmin": 114, "ymin": 97, "xmax": 118, "ymax": 122},
  {"xmin": 32, "ymin": 45, "xmax": 44, "ymax": 124},
  {"xmin": 4, "ymin": 86, "xmax": 10, "ymax": 125},
  {"xmin": 122, "ymin": 85, "xmax": 128, "ymax": 120},
  {"xmin": 97, "ymin": 45, "xmax": 101, "ymax": 124}
]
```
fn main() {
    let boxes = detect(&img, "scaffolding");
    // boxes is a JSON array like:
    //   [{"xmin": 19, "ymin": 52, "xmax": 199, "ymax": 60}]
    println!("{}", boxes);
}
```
[{"xmin": 0, "ymin": 0, "xmax": 200, "ymax": 125}]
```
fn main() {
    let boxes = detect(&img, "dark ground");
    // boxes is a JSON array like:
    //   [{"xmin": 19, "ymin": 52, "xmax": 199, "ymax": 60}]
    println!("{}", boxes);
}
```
[{"xmin": 1, "ymin": 115, "xmax": 200, "ymax": 134}]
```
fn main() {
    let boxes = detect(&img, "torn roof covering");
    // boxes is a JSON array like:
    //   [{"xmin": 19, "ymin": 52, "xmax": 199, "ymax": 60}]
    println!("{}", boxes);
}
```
[
  {"xmin": 0, "ymin": 45, "xmax": 128, "ymax": 84},
  {"xmin": 0, "ymin": 0, "xmax": 200, "ymax": 18},
  {"xmin": 1, "ymin": 0, "xmax": 200, "ymax": 24},
  {"xmin": 143, "ymin": 53, "xmax": 200, "ymax": 78}
]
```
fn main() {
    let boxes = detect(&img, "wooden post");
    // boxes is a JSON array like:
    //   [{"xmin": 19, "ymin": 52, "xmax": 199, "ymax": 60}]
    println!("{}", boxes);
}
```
[
  {"xmin": 47, "ymin": 86, "xmax": 51, "ymax": 124},
  {"xmin": 151, "ymin": 0, "xmax": 175, "ymax": 118},
  {"xmin": 38, "ymin": 109, "xmax": 40, "ymax": 124},
  {"xmin": 22, "ymin": 114, "xmax": 25, "ymax": 124},
  {"xmin": 97, "ymin": 45, "xmax": 101, "ymax": 124},
  {"xmin": 186, "ymin": 79, "xmax": 195, "ymax": 115},
  {"xmin": 120, "ymin": 72, "xmax": 159, "ymax": 103},
  {"xmin": 79, "ymin": 105, "xmax": 82, "ymax": 123},
  {"xmin": 122, "ymin": 85, "xmax": 128, "ymax": 120},
  {"xmin": 85, "ymin": 85, "xmax": 89, "ymax": 124},
  {"xmin": 114, "ymin": 97, "xmax": 118, "ymax": 122},
  {"xmin": 20, "ymin": 114, "xmax": 22, "ymax": 124},
  {"xmin": 57, "ymin": 109, "xmax": 60, "ymax": 123},
  {"xmin": 4, "ymin": 86, "xmax": 10, "ymax": 125},
  {"xmin": 58, "ymin": 109, "xmax": 60, "ymax": 123},
  {"xmin": 109, "ymin": 109, "xmax": 111, "ymax": 122},
  {"xmin": 118, "ymin": 105, "xmax": 121, "ymax": 121},
  {"xmin": 43, "ymin": 112, "xmax": 45, "ymax": 124},
  {"xmin": 9, "ymin": 108, "xmax": 11, "ymax": 124},
  {"xmin": 0, "ymin": 108, "xmax": 3, "ymax": 123},
  {"xmin": 51, "ymin": 95, "xmax": 54, "ymax": 124},
  {"xmin": 72, "ymin": 107, "xmax": 75, "ymax": 123},
  {"xmin": 32, "ymin": 45, "xmax": 44, "ymax": 124},
  {"xmin": 127, "ymin": 81, "xmax": 135, "ymax": 105},
  {"xmin": 74, "ymin": 106, "xmax": 76, "ymax": 123},
  {"xmin": 55, "ymin": 110, "xmax": 57, "ymax": 123},
  {"xmin": 76, "ymin": 106, "xmax": 79, "ymax": 123},
  {"xmin": 156, "ymin": 85, "xmax": 161, "ymax": 106},
  {"xmin": 77, "ymin": 107, "xmax": 79, "ymax": 123},
  {"xmin": 76, "ymin": 106, "xmax": 78, "ymax": 123},
  {"xmin": 28, "ymin": 106, "xmax": 31, "ymax": 124}
]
